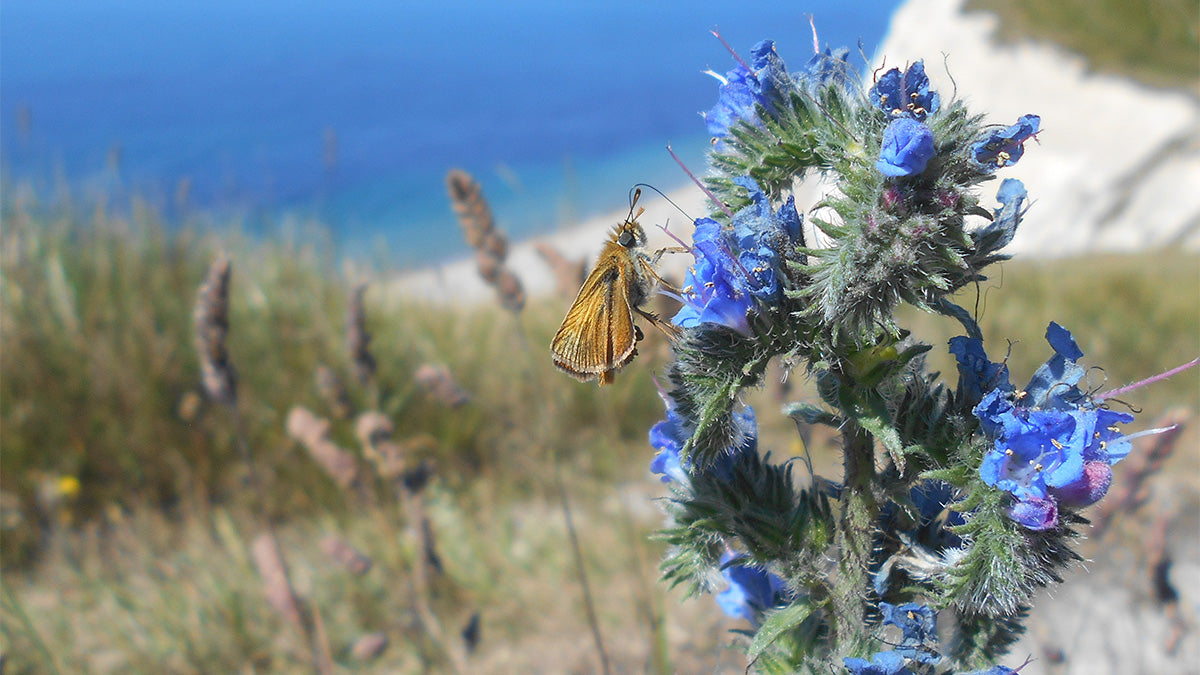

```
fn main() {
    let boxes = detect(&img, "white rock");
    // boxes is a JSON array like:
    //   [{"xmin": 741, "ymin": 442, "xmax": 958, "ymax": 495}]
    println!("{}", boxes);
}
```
[{"xmin": 873, "ymin": 0, "xmax": 1200, "ymax": 258}]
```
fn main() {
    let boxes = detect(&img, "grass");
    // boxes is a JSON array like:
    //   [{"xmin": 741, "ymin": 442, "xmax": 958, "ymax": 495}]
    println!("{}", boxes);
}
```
[
  {"xmin": 1, "ymin": 185, "xmax": 1197, "ymax": 673},
  {"xmin": 966, "ymin": 0, "xmax": 1200, "ymax": 93}
]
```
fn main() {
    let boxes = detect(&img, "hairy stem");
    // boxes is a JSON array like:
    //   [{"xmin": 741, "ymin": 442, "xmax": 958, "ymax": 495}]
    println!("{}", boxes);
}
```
[{"xmin": 832, "ymin": 417, "xmax": 878, "ymax": 654}]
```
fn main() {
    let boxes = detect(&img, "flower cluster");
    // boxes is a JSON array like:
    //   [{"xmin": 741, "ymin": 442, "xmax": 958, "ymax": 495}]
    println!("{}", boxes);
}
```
[
  {"xmin": 672, "ymin": 176, "xmax": 803, "ymax": 335},
  {"xmin": 703, "ymin": 40, "xmax": 793, "ymax": 143},
  {"xmin": 956, "ymin": 323, "xmax": 1139, "ymax": 529},
  {"xmin": 843, "ymin": 603, "xmax": 1024, "ymax": 675},
  {"xmin": 869, "ymin": 62, "xmax": 940, "ymax": 178},
  {"xmin": 639, "ymin": 28, "xmax": 1189, "ymax": 674},
  {"xmin": 716, "ymin": 550, "xmax": 793, "ymax": 626}
]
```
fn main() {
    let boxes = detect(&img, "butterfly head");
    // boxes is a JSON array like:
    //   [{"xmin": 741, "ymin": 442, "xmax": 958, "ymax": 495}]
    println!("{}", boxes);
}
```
[{"xmin": 617, "ymin": 219, "xmax": 647, "ymax": 250}]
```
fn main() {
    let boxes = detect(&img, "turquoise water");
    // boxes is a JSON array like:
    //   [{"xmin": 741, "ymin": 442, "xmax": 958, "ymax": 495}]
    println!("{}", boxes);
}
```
[{"xmin": 1, "ymin": 0, "xmax": 901, "ymax": 265}]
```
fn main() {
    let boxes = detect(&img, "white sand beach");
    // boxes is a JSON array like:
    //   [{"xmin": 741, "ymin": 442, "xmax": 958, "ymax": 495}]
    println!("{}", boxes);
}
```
[{"xmin": 389, "ymin": 0, "xmax": 1199, "ymax": 307}]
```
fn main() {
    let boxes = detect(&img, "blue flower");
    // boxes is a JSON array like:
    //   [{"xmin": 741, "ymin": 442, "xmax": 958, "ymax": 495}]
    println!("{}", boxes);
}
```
[
  {"xmin": 876, "ymin": 118, "xmax": 936, "ymax": 177},
  {"xmin": 869, "ymin": 61, "xmax": 940, "ymax": 119},
  {"xmin": 972, "ymin": 114, "xmax": 1040, "ymax": 170},
  {"xmin": 703, "ymin": 40, "xmax": 792, "ymax": 142},
  {"xmin": 976, "ymin": 179, "xmax": 1028, "ymax": 251},
  {"xmin": 673, "ymin": 218, "xmax": 754, "ymax": 334},
  {"xmin": 843, "ymin": 651, "xmax": 913, "ymax": 675},
  {"xmin": 716, "ymin": 550, "xmax": 792, "ymax": 626},
  {"xmin": 950, "ymin": 336, "xmax": 1013, "ymax": 406},
  {"xmin": 880, "ymin": 603, "xmax": 939, "ymax": 664},
  {"xmin": 1006, "ymin": 496, "xmax": 1058, "ymax": 530},
  {"xmin": 674, "ymin": 178, "xmax": 795, "ymax": 333},
  {"xmin": 800, "ymin": 46, "xmax": 854, "ymax": 92},
  {"xmin": 972, "ymin": 323, "xmax": 1138, "ymax": 528},
  {"xmin": 977, "ymin": 403, "xmax": 1085, "ymax": 500}
]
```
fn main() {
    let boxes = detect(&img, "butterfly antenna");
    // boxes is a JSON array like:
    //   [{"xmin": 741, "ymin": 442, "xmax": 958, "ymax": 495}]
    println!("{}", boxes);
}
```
[
  {"xmin": 631, "ymin": 182, "xmax": 693, "ymax": 222},
  {"xmin": 625, "ymin": 186, "xmax": 643, "ymax": 223}
]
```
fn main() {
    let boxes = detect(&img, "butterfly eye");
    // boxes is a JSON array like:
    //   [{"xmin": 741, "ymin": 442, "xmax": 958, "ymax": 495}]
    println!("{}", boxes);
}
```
[{"xmin": 618, "ymin": 230, "xmax": 635, "ymax": 247}]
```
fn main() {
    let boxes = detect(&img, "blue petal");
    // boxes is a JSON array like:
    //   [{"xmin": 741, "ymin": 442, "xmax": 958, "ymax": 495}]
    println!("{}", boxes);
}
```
[
  {"xmin": 972, "ymin": 114, "xmax": 1040, "ymax": 170},
  {"xmin": 950, "ymin": 336, "xmax": 1013, "ymax": 404},
  {"xmin": 1025, "ymin": 323, "xmax": 1088, "ymax": 409},
  {"xmin": 869, "ymin": 60, "xmax": 940, "ymax": 119},
  {"xmin": 979, "ymin": 178, "xmax": 1027, "ymax": 249},
  {"xmin": 876, "ymin": 118, "xmax": 935, "ymax": 177},
  {"xmin": 1045, "ymin": 322, "xmax": 1084, "ymax": 361},
  {"xmin": 1007, "ymin": 497, "xmax": 1059, "ymax": 530}
]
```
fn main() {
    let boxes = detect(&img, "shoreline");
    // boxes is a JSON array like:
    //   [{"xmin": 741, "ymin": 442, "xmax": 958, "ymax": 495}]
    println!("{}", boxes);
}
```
[
  {"xmin": 385, "ymin": 183, "xmax": 711, "ymax": 306},
  {"xmin": 390, "ymin": 0, "xmax": 1200, "ymax": 307}
]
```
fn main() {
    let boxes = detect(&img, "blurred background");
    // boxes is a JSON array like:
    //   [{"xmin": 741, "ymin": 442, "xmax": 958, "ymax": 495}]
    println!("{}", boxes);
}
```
[
  {"xmin": 2, "ymin": 0, "xmax": 900, "ymax": 266},
  {"xmin": 1, "ymin": 0, "xmax": 1197, "ymax": 673}
]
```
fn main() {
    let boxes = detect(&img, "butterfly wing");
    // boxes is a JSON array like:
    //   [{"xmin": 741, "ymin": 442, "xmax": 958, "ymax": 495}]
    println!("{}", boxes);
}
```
[{"xmin": 551, "ymin": 247, "xmax": 638, "ymax": 384}]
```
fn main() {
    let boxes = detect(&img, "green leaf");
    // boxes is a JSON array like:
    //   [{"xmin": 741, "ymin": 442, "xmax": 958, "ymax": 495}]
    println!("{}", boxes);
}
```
[
  {"xmin": 747, "ymin": 601, "xmax": 816, "ymax": 664},
  {"xmin": 858, "ymin": 413, "xmax": 905, "ymax": 471},
  {"xmin": 783, "ymin": 402, "xmax": 841, "ymax": 428}
]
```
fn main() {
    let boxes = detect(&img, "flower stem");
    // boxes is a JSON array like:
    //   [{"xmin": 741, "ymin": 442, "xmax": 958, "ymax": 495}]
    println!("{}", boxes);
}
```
[
  {"xmin": 832, "ymin": 417, "xmax": 878, "ymax": 653},
  {"xmin": 554, "ymin": 450, "xmax": 613, "ymax": 675}
]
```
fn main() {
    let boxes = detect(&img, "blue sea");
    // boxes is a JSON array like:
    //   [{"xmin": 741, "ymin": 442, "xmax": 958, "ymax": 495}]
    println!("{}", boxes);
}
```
[{"xmin": 1, "ymin": 0, "xmax": 901, "ymax": 266}]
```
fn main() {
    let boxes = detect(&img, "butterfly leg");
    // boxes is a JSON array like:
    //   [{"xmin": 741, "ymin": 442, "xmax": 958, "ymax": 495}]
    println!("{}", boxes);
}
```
[
  {"xmin": 635, "ymin": 307, "xmax": 682, "ymax": 340},
  {"xmin": 651, "ymin": 245, "xmax": 690, "ymax": 264},
  {"xmin": 644, "ymin": 264, "xmax": 685, "ymax": 296}
]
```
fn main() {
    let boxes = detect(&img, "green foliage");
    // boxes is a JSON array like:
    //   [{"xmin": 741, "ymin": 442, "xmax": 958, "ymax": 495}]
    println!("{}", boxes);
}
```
[
  {"xmin": 967, "ymin": 0, "xmax": 1200, "ymax": 91},
  {"xmin": 650, "ymin": 35, "xmax": 1200, "ymax": 673}
]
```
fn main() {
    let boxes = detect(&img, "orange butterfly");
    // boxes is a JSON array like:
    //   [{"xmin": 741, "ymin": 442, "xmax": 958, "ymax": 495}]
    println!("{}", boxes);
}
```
[{"xmin": 551, "ymin": 189, "xmax": 681, "ymax": 385}]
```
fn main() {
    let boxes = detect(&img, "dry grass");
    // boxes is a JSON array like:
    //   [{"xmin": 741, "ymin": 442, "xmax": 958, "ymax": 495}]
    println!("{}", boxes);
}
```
[{"xmin": 1, "ymin": 190, "xmax": 1196, "ymax": 673}]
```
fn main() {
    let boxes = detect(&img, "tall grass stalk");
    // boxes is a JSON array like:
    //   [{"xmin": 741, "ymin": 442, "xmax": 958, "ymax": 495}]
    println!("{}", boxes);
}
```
[
  {"xmin": 553, "ymin": 450, "xmax": 613, "ymax": 675},
  {"xmin": 0, "ymin": 574, "xmax": 63, "ymax": 675},
  {"xmin": 193, "ymin": 254, "xmax": 334, "ymax": 675}
]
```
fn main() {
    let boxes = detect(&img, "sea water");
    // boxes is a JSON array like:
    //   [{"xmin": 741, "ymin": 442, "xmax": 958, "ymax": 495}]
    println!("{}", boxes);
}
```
[{"xmin": 1, "ymin": 0, "xmax": 900, "ymax": 266}]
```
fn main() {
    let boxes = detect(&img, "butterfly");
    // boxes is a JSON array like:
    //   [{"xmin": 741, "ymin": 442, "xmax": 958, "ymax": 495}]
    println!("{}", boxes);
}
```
[{"xmin": 551, "ymin": 188, "xmax": 681, "ymax": 385}]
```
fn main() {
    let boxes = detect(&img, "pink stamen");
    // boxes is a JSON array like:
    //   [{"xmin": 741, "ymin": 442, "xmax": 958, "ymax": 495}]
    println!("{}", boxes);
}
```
[
  {"xmin": 1095, "ymin": 357, "xmax": 1199, "ymax": 402},
  {"xmin": 657, "ymin": 221, "xmax": 692, "ymax": 252},
  {"xmin": 666, "ymin": 143, "xmax": 734, "ymax": 219},
  {"xmin": 711, "ymin": 27, "xmax": 751, "ymax": 73},
  {"xmin": 808, "ymin": 15, "xmax": 819, "ymax": 55}
]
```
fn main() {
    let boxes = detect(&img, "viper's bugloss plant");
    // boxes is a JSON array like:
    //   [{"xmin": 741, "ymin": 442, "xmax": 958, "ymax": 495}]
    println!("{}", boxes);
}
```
[{"xmin": 647, "ymin": 31, "xmax": 1196, "ymax": 674}]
